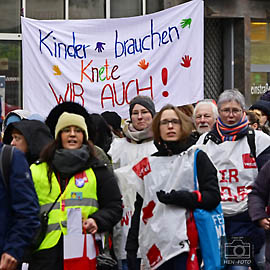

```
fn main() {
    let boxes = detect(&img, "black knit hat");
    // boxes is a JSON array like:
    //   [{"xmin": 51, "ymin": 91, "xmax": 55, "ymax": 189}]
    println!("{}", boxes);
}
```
[
  {"xmin": 260, "ymin": 91, "xmax": 270, "ymax": 102},
  {"xmin": 45, "ymin": 102, "xmax": 96, "ymax": 141},
  {"xmin": 129, "ymin": 95, "xmax": 156, "ymax": 118},
  {"xmin": 250, "ymin": 100, "xmax": 270, "ymax": 117},
  {"xmin": 101, "ymin": 111, "xmax": 122, "ymax": 131}
]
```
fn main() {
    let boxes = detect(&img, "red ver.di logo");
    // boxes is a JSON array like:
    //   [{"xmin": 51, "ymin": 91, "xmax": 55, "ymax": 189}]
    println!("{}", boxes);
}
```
[
  {"xmin": 242, "ymin": 153, "xmax": 257, "ymax": 169},
  {"xmin": 132, "ymin": 157, "xmax": 151, "ymax": 180}
]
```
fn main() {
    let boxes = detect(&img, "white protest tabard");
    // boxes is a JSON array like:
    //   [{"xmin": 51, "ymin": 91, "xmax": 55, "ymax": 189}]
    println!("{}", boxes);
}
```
[{"xmin": 22, "ymin": 0, "xmax": 203, "ymax": 118}]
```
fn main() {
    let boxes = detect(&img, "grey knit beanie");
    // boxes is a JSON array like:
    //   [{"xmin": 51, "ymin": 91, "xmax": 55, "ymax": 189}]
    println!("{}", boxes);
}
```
[{"xmin": 129, "ymin": 95, "xmax": 156, "ymax": 118}]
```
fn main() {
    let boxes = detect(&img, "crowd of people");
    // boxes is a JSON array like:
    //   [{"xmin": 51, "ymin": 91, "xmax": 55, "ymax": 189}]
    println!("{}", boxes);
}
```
[{"xmin": 1, "ymin": 89, "xmax": 270, "ymax": 270}]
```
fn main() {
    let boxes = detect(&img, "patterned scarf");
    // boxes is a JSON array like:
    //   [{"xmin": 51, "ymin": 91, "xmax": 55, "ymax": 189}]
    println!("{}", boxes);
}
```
[{"xmin": 216, "ymin": 112, "xmax": 249, "ymax": 141}]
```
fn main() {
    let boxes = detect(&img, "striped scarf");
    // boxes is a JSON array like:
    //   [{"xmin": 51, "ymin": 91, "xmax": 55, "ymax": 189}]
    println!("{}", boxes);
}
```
[{"xmin": 216, "ymin": 112, "xmax": 249, "ymax": 141}]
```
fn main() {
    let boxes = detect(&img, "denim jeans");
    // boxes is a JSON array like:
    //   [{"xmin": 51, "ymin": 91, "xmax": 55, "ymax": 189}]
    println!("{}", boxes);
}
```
[{"xmin": 118, "ymin": 258, "xmax": 140, "ymax": 270}]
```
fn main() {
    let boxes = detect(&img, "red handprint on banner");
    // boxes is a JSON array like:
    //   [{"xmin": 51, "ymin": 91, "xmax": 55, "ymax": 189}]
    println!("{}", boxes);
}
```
[
  {"xmin": 180, "ymin": 55, "xmax": 192, "ymax": 68},
  {"xmin": 138, "ymin": 59, "xmax": 149, "ymax": 70}
]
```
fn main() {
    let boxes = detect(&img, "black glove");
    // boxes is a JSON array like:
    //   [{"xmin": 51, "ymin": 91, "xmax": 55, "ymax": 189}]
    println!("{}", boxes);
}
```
[
  {"xmin": 156, "ymin": 190, "xmax": 175, "ymax": 204},
  {"xmin": 127, "ymin": 251, "xmax": 137, "ymax": 270},
  {"xmin": 156, "ymin": 189, "xmax": 194, "ymax": 207}
]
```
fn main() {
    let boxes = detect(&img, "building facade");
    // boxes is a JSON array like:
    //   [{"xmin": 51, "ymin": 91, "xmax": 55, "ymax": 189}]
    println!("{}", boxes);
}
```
[{"xmin": 0, "ymin": 0, "xmax": 269, "ymax": 114}]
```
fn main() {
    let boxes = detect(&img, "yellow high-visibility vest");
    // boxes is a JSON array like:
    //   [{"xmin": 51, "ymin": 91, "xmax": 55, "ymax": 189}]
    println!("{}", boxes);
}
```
[{"xmin": 30, "ymin": 162, "xmax": 99, "ymax": 250}]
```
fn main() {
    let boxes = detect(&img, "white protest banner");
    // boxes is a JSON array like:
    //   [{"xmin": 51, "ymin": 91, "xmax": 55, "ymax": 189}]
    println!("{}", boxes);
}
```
[{"xmin": 22, "ymin": 0, "xmax": 203, "ymax": 118}]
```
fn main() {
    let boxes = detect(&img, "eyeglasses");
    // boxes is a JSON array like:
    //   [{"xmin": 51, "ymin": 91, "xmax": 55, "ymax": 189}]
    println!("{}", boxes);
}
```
[
  {"xmin": 219, "ymin": 108, "xmax": 242, "ymax": 116},
  {"xmin": 160, "ymin": 119, "xmax": 180, "ymax": 126}
]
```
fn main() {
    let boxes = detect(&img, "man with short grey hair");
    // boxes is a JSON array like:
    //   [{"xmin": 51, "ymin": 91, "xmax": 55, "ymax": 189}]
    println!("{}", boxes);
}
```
[{"xmin": 193, "ymin": 99, "xmax": 218, "ymax": 134}]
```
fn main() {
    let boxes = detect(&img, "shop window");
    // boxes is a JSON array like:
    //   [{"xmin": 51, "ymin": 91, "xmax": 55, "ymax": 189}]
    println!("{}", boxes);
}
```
[
  {"xmin": 69, "ymin": 0, "xmax": 105, "ymax": 19},
  {"xmin": 111, "ymin": 0, "xmax": 141, "ymax": 18},
  {"xmin": 250, "ymin": 22, "xmax": 270, "ymax": 104},
  {"xmin": 147, "ymin": 0, "xmax": 164, "ymax": 14},
  {"xmin": 26, "ymin": 0, "xmax": 64, "ymax": 19},
  {"xmin": 0, "ymin": 40, "xmax": 21, "ymax": 113},
  {"xmin": 0, "ymin": 0, "xmax": 21, "ymax": 33}
]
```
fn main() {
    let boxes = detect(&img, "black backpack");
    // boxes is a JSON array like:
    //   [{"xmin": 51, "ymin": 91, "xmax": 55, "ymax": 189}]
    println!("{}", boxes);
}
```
[
  {"xmin": 0, "ymin": 144, "xmax": 14, "ymax": 189},
  {"xmin": 0, "ymin": 144, "xmax": 58, "ymax": 261}
]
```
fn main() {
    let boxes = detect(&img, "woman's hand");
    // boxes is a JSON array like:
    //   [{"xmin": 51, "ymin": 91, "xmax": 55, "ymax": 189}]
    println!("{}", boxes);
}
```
[
  {"xmin": 83, "ymin": 218, "xmax": 98, "ymax": 234},
  {"xmin": 259, "ymin": 218, "xmax": 270, "ymax": 230},
  {"xmin": 0, "ymin": 253, "xmax": 18, "ymax": 270},
  {"xmin": 157, "ymin": 190, "xmax": 190, "ymax": 205}
]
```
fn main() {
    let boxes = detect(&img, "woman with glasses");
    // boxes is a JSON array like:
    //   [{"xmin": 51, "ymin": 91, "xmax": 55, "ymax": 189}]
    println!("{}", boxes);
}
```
[
  {"xmin": 125, "ymin": 104, "xmax": 220, "ymax": 269},
  {"xmin": 197, "ymin": 89, "xmax": 270, "ymax": 270}
]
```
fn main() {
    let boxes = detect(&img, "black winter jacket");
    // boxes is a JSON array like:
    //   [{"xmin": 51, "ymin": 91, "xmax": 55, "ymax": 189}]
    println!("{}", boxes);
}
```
[{"xmin": 88, "ymin": 158, "xmax": 123, "ymax": 232}]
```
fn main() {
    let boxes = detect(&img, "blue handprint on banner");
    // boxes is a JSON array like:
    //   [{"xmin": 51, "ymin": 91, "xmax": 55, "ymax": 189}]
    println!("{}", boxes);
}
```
[{"xmin": 95, "ymin": 42, "xmax": 106, "ymax": 53}]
